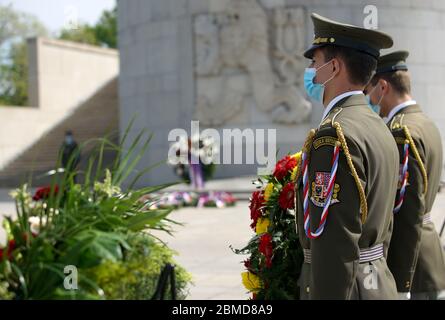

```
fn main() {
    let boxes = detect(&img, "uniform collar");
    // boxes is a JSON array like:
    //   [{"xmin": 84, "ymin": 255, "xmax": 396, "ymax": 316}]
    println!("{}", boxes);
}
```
[
  {"xmin": 321, "ymin": 91, "xmax": 363, "ymax": 124},
  {"xmin": 383, "ymin": 100, "xmax": 417, "ymax": 124}
]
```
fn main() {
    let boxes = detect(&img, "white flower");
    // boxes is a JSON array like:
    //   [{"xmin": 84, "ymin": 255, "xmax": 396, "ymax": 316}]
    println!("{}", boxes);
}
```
[{"xmin": 28, "ymin": 216, "xmax": 47, "ymax": 234}]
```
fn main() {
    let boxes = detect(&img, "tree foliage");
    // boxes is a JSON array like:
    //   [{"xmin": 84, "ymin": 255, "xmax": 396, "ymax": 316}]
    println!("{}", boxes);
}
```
[
  {"xmin": 0, "ymin": 4, "xmax": 47, "ymax": 48},
  {"xmin": 0, "ymin": 4, "xmax": 47, "ymax": 106},
  {"xmin": 59, "ymin": 6, "xmax": 117, "ymax": 49},
  {"xmin": 0, "ymin": 4, "xmax": 117, "ymax": 106}
]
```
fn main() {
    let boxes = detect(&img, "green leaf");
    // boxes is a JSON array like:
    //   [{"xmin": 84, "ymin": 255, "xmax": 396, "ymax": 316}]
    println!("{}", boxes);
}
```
[{"xmin": 125, "ymin": 209, "xmax": 172, "ymax": 232}]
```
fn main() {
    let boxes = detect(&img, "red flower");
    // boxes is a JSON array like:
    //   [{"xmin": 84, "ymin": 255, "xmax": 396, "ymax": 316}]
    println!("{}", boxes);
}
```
[
  {"xmin": 0, "ymin": 239, "xmax": 16, "ymax": 261},
  {"xmin": 249, "ymin": 191, "xmax": 265, "ymax": 230},
  {"xmin": 259, "ymin": 233, "xmax": 273, "ymax": 268},
  {"xmin": 273, "ymin": 155, "xmax": 297, "ymax": 181},
  {"xmin": 33, "ymin": 185, "xmax": 59, "ymax": 201},
  {"xmin": 279, "ymin": 182, "xmax": 295, "ymax": 210},
  {"xmin": 8, "ymin": 239, "xmax": 16, "ymax": 250}
]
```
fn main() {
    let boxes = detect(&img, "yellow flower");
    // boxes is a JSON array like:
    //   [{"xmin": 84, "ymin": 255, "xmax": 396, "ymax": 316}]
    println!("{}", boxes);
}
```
[
  {"xmin": 290, "ymin": 164, "xmax": 300, "ymax": 182},
  {"xmin": 241, "ymin": 271, "xmax": 262, "ymax": 293},
  {"xmin": 292, "ymin": 151, "xmax": 302, "ymax": 161},
  {"xmin": 256, "ymin": 217, "xmax": 270, "ymax": 234},
  {"xmin": 263, "ymin": 183, "xmax": 274, "ymax": 201},
  {"xmin": 291, "ymin": 151, "xmax": 302, "ymax": 182}
]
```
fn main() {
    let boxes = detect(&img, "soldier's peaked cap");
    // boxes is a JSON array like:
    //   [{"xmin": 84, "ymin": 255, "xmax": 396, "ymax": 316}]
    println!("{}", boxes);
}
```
[
  {"xmin": 375, "ymin": 50, "xmax": 409, "ymax": 74},
  {"xmin": 304, "ymin": 13, "xmax": 393, "ymax": 60}
]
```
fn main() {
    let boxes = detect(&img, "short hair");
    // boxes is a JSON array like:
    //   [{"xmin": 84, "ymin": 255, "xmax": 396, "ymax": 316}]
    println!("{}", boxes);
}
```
[
  {"xmin": 370, "ymin": 70, "xmax": 411, "ymax": 95},
  {"xmin": 321, "ymin": 45, "xmax": 377, "ymax": 86}
]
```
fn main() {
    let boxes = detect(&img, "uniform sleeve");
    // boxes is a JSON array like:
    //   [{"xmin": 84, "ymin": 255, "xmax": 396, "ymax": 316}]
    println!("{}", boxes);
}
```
[
  {"xmin": 387, "ymin": 134, "xmax": 425, "ymax": 292},
  {"xmin": 308, "ymin": 127, "xmax": 364, "ymax": 299},
  {"xmin": 296, "ymin": 176, "xmax": 310, "ymax": 249}
]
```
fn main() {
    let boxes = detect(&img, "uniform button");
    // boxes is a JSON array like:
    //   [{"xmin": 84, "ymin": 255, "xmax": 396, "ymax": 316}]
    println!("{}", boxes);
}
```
[
  {"xmin": 405, "ymin": 281, "xmax": 410, "ymax": 288},
  {"xmin": 306, "ymin": 286, "xmax": 310, "ymax": 293}
]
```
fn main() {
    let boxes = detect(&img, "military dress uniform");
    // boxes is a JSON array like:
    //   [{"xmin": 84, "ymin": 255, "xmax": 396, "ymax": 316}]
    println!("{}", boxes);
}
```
[
  {"xmin": 294, "ymin": 13, "xmax": 399, "ymax": 300},
  {"xmin": 379, "ymin": 51, "xmax": 445, "ymax": 299}
]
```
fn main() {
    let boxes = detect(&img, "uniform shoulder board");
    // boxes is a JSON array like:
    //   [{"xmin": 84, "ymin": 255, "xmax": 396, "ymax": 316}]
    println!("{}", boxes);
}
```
[
  {"xmin": 319, "ymin": 117, "xmax": 332, "ymax": 128},
  {"xmin": 390, "ymin": 114, "xmax": 404, "ymax": 131},
  {"xmin": 330, "ymin": 107, "xmax": 343, "ymax": 126},
  {"xmin": 319, "ymin": 107, "xmax": 343, "ymax": 129}
]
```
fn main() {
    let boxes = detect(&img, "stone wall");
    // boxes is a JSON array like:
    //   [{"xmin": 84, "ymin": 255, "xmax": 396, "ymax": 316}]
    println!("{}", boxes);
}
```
[
  {"xmin": 0, "ymin": 107, "xmax": 63, "ymax": 170},
  {"xmin": 28, "ymin": 37, "xmax": 119, "ymax": 111},
  {"xmin": 0, "ymin": 38, "xmax": 119, "ymax": 170}
]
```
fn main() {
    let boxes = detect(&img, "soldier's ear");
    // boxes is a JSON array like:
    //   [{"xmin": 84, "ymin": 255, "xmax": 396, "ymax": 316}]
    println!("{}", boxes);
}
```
[
  {"xmin": 379, "ymin": 78, "xmax": 389, "ymax": 93},
  {"xmin": 331, "ymin": 58, "xmax": 341, "ymax": 77}
]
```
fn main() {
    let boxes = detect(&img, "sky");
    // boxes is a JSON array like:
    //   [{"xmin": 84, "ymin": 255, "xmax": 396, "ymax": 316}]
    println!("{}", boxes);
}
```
[{"xmin": 0, "ymin": 0, "xmax": 116, "ymax": 34}]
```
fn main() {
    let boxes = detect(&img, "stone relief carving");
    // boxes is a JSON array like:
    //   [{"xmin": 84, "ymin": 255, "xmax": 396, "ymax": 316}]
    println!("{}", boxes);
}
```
[{"xmin": 193, "ymin": 0, "xmax": 312, "ymax": 126}]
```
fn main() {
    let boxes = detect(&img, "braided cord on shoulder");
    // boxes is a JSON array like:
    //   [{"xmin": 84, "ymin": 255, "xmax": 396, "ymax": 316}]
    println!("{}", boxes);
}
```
[
  {"xmin": 293, "ymin": 129, "xmax": 317, "ymax": 233},
  {"xmin": 402, "ymin": 125, "xmax": 428, "ymax": 195},
  {"xmin": 333, "ymin": 122, "xmax": 368, "ymax": 224}
]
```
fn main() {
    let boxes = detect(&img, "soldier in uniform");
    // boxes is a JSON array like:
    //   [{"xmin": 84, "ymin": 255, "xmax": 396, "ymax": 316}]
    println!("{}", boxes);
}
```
[
  {"xmin": 364, "ymin": 51, "xmax": 445, "ymax": 300},
  {"xmin": 294, "ymin": 13, "xmax": 399, "ymax": 299}
]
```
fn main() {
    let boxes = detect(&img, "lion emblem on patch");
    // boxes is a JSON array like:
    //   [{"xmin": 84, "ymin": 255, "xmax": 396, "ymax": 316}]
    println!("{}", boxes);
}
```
[{"xmin": 310, "ymin": 172, "xmax": 340, "ymax": 207}]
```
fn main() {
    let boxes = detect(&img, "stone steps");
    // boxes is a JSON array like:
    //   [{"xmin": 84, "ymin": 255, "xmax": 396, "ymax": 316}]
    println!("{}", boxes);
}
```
[{"xmin": 0, "ymin": 78, "xmax": 119, "ymax": 187}]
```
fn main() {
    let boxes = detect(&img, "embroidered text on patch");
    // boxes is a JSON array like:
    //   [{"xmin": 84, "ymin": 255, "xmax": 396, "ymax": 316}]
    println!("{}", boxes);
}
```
[{"xmin": 313, "ymin": 136, "xmax": 339, "ymax": 150}]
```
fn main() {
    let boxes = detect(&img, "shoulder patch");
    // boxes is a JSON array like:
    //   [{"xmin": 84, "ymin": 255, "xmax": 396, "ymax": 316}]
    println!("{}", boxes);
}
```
[{"xmin": 310, "ymin": 172, "xmax": 340, "ymax": 207}]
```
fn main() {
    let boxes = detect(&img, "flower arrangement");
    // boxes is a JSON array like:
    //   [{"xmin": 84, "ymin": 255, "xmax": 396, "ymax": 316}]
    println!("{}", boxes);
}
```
[
  {"xmin": 166, "ymin": 134, "xmax": 237, "ymax": 208},
  {"xmin": 169, "ymin": 135, "xmax": 218, "ymax": 189},
  {"xmin": 0, "ymin": 125, "xmax": 192, "ymax": 300},
  {"xmin": 139, "ymin": 191, "xmax": 200, "ymax": 210},
  {"xmin": 234, "ymin": 152, "xmax": 304, "ymax": 300},
  {"xmin": 196, "ymin": 191, "xmax": 237, "ymax": 208},
  {"xmin": 140, "ymin": 191, "xmax": 236, "ymax": 210}
]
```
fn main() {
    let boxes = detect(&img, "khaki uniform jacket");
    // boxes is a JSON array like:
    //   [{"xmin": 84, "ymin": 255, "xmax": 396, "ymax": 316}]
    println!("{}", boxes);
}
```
[
  {"xmin": 387, "ymin": 104, "xmax": 445, "ymax": 293},
  {"xmin": 296, "ymin": 94, "xmax": 399, "ymax": 299}
]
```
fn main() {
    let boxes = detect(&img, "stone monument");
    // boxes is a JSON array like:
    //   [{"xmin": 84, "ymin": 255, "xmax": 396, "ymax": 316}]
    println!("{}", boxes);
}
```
[{"xmin": 117, "ymin": 0, "xmax": 445, "ymax": 186}]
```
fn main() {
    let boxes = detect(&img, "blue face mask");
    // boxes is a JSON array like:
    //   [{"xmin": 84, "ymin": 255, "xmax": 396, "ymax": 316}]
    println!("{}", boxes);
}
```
[
  {"xmin": 366, "ymin": 95, "xmax": 381, "ymax": 114},
  {"xmin": 303, "ymin": 60, "xmax": 334, "ymax": 103},
  {"xmin": 365, "ymin": 85, "xmax": 383, "ymax": 115}
]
